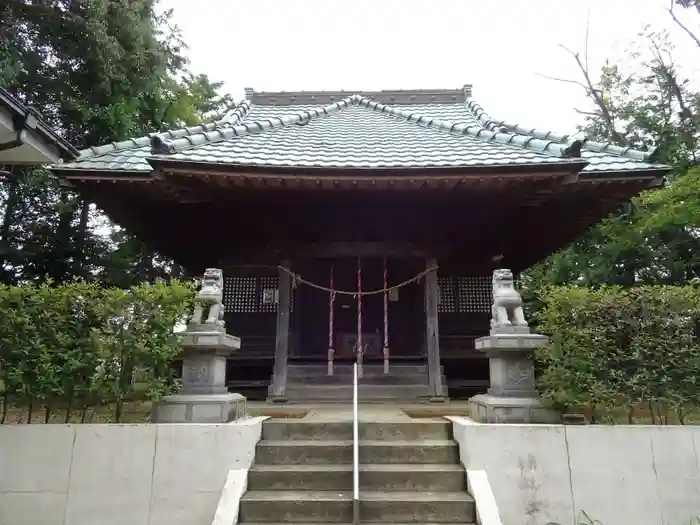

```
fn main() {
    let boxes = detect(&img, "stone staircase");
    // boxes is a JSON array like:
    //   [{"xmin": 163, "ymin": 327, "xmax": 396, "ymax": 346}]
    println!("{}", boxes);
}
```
[
  {"xmin": 239, "ymin": 418, "xmax": 475, "ymax": 524},
  {"xmin": 269, "ymin": 364, "xmax": 448, "ymax": 402}
]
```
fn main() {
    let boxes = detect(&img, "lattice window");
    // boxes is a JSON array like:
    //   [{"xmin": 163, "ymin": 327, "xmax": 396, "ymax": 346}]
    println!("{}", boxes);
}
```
[
  {"xmin": 223, "ymin": 275, "xmax": 296, "ymax": 314},
  {"xmin": 223, "ymin": 276, "xmax": 258, "ymax": 313},
  {"xmin": 437, "ymin": 277, "xmax": 456, "ymax": 313},
  {"xmin": 457, "ymin": 276, "xmax": 491, "ymax": 313}
]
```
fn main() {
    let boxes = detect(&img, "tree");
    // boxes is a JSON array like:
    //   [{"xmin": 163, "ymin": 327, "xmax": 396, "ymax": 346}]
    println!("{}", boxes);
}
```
[
  {"xmin": 0, "ymin": 1, "xmax": 233, "ymax": 285},
  {"xmin": 530, "ymin": 8, "xmax": 700, "ymax": 290}
]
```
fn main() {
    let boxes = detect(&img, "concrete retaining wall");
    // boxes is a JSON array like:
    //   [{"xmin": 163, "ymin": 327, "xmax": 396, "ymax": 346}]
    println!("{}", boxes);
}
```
[
  {"xmin": 450, "ymin": 419, "xmax": 700, "ymax": 525},
  {"xmin": 0, "ymin": 418, "xmax": 265, "ymax": 525}
]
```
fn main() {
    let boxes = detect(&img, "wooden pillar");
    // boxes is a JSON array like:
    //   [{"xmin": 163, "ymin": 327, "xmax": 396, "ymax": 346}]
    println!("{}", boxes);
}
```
[
  {"xmin": 270, "ymin": 261, "xmax": 291, "ymax": 401},
  {"xmin": 425, "ymin": 258, "xmax": 444, "ymax": 399}
]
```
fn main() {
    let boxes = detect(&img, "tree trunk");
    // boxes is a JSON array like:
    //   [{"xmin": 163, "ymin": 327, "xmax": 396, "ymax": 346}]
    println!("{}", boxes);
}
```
[
  {"xmin": 649, "ymin": 401, "xmax": 657, "ymax": 424},
  {"xmin": 52, "ymin": 190, "xmax": 77, "ymax": 283},
  {"xmin": 74, "ymin": 199, "xmax": 90, "ymax": 278},
  {"xmin": 136, "ymin": 242, "xmax": 156, "ymax": 283},
  {"xmin": 0, "ymin": 391, "xmax": 7, "ymax": 423},
  {"xmin": 171, "ymin": 262, "xmax": 182, "ymax": 279},
  {"xmin": 0, "ymin": 173, "xmax": 21, "ymax": 283}
]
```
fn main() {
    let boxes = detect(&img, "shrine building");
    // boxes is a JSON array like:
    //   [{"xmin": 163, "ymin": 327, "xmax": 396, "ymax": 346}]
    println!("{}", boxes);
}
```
[{"xmin": 50, "ymin": 86, "xmax": 669, "ymax": 403}]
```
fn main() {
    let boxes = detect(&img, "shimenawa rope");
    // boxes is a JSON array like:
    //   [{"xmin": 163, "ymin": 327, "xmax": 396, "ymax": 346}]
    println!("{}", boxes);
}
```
[{"xmin": 276, "ymin": 264, "xmax": 438, "ymax": 297}]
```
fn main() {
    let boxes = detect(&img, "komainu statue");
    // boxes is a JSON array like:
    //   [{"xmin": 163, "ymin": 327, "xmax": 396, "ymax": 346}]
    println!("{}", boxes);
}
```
[
  {"xmin": 190, "ymin": 268, "xmax": 225, "ymax": 328},
  {"xmin": 490, "ymin": 268, "xmax": 528, "ymax": 331}
]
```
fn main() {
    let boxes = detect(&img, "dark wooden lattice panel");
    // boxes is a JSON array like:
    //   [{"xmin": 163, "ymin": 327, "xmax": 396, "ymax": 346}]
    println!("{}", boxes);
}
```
[
  {"xmin": 457, "ymin": 276, "xmax": 492, "ymax": 313},
  {"xmin": 223, "ymin": 276, "xmax": 258, "ymax": 313},
  {"xmin": 437, "ymin": 276, "xmax": 456, "ymax": 313},
  {"xmin": 223, "ymin": 275, "xmax": 296, "ymax": 314}
]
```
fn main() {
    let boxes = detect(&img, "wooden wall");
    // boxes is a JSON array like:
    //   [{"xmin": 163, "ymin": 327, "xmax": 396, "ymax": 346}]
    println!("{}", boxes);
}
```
[{"xmin": 219, "ymin": 261, "xmax": 493, "ymax": 399}]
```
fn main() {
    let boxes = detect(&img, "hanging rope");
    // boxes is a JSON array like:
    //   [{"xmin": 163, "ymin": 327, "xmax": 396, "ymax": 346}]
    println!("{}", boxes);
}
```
[
  {"xmin": 276, "ymin": 264, "xmax": 437, "ymax": 296},
  {"xmin": 328, "ymin": 263, "xmax": 335, "ymax": 351},
  {"xmin": 383, "ymin": 257, "xmax": 390, "ymax": 374},
  {"xmin": 356, "ymin": 257, "xmax": 363, "ymax": 375},
  {"xmin": 382, "ymin": 257, "xmax": 389, "ymax": 350},
  {"xmin": 327, "ymin": 263, "xmax": 335, "ymax": 376}
]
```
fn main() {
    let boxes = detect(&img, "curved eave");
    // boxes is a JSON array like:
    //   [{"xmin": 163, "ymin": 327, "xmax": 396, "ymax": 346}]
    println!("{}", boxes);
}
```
[
  {"xmin": 50, "ymin": 167, "xmax": 153, "ymax": 182},
  {"xmin": 53, "ymin": 161, "xmax": 666, "ymax": 272},
  {"xmin": 145, "ymin": 156, "xmax": 589, "ymax": 176},
  {"xmin": 578, "ymin": 167, "xmax": 668, "ymax": 187}
]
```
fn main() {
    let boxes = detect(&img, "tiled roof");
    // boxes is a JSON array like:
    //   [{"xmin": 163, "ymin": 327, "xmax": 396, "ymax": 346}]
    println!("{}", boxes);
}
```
[
  {"xmin": 51, "ymin": 87, "xmax": 668, "ymax": 174},
  {"xmin": 467, "ymin": 101, "xmax": 664, "ymax": 173}
]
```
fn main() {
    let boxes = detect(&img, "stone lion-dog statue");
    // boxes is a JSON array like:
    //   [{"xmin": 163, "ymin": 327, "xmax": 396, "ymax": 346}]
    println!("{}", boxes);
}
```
[
  {"xmin": 490, "ymin": 268, "xmax": 528, "ymax": 330},
  {"xmin": 189, "ymin": 268, "xmax": 225, "ymax": 327}
]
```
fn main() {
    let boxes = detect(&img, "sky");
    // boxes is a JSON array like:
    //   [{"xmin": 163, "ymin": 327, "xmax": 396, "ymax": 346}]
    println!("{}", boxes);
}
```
[{"xmin": 160, "ymin": 0, "xmax": 698, "ymax": 134}]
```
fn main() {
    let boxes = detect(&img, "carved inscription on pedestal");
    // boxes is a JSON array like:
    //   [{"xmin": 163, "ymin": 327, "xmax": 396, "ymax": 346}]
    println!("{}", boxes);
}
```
[
  {"xmin": 185, "ymin": 363, "xmax": 211, "ymax": 386},
  {"xmin": 505, "ymin": 360, "xmax": 534, "ymax": 389}
]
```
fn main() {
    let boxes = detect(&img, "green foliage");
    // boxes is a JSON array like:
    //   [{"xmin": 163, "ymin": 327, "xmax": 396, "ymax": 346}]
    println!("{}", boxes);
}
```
[
  {"xmin": 0, "ymin": 1, "xmax": 233, "ymax": 286},
  {"xmin": 536, "ymin": 285, "xmax": 700, "ymax": 423},
  {"xmin": 0, "ymin": 280, "xmax": 195, "ymax": 423},
  {"xmin": 535, "ymin": 20, "xmax": 700, "ymax": 287},
  {"xmin": 525, "ymin": 167, "xmax": 700, "ymax": 296}
]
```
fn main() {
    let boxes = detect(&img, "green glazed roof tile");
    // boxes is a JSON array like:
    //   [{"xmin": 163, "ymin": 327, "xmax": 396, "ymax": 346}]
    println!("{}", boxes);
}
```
[{"xmin": 51, "ymin": 89, "xmax": 668, "ymax": 174}]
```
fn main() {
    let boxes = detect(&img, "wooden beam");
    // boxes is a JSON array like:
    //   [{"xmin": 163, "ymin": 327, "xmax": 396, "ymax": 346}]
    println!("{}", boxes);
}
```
[
  {"xmin": 294, "ymin": 241, "xmax": 438, "ymax": 259},
  {"xmin": 270, "ymin": 261, "xmax": 292, "ymax": 402},
  {"xmin": 425, "ymin": 258, "xmax": 444, "ymax": 399}
]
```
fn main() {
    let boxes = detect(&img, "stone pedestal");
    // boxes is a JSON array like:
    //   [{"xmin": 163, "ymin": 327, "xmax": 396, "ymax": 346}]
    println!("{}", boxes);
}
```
[
  {"xmin": 152, "ymin": 325, "xmax": 246, "ymax": 423},
  {"xmin": 468, "ymin": 332, "xmax": 560, "ymax": 424},
  {"xmin": 468, "ymin": 393, "xmax": 559, "ymax": 424},
  {"xmin": 152, "ymin": 393, "xmax": 247, "ymax": 423}
]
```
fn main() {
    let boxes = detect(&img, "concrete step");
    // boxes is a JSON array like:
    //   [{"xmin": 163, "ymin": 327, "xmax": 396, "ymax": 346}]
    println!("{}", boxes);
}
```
[
  {"xmin": 279, "ymin": 385, "xmax": 433, "ymax": 401},
  {"xmin": 361, "ymin": 464, "xmax": 466, "ymax": 492},
  {"xmin": 360, "ymin": 491, "xmax": 476, "ymax": 523},
  {"xmin": 239, "ymin": 490, "xmax": 351, "ymax": 523},
  {"xmin": 248, "ymin": 464, "xmax": 351, "ymax": 491},
  {"xmin": 239, "ymin": 490, "xmax": 475, "ymax": 524},
  {"xmin": 262, "ymin": 420, "xmax": 452, "ymax": 441},
  {"xmin": 248, "ymin": 464, "xmax": 466, "ymax": 492},
  {"xmin": 255, "ymin": 440, "xmax": 459, "ymax": 465}
]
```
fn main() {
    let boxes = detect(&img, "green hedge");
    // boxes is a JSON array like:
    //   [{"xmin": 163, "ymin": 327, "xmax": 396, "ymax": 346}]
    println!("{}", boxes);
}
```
[
  {"xmin": 536, "ymin": 285, "xmax": 700, "ymax": 423},
  {"xmin": 0, "ymin": 279, "xmax": 195, "ymax": 423}
]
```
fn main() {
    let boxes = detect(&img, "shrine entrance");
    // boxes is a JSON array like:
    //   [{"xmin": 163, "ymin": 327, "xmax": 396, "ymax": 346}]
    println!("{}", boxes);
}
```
[{"xmin": 292, "ymin": 257, "xmax": 426, "ymax": 363}]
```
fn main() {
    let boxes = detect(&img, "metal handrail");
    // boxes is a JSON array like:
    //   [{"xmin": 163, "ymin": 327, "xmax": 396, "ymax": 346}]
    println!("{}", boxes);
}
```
[{"xmin": 352, "ymin": 361, "xmax": 360, "ymax": 525}]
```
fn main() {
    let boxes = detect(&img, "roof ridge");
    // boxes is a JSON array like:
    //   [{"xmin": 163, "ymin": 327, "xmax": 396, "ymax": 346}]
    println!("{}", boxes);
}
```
[
  {"xmin": 150, "ymin": 96, "xmax": 358, "ymax": 154},
  {"xmin": 149, "ymin": 94, "xmax": 585, "ymax": 160},
  {"xmin": 245, "ymin": 86, "xmax": 472, "ymax": 106},
  {"xmin": 465, "ymin": 100, "xmax": 658, "ymax": 163},
  {"xmin": 72, "ymin": 99, "xmax": 252, "ymax": 161}
]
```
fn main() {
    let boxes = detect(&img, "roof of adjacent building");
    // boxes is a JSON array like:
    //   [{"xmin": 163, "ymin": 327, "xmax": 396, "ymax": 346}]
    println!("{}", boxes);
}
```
[
  {"xmin": 51, "ymin": 85, "xmax": 667, "ymax": 174},
  {"xmin": 0, "ymin": 87, "xmax": 79, "ymax": 163}
]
